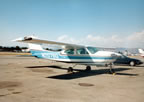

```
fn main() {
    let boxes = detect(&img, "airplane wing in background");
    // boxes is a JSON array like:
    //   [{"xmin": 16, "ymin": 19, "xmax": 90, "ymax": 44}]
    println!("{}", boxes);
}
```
[
  {"xmin": 138, "ymin": 49, "xmax": 144, "ymax": 57},
  {"xmin": 13, "ymin": 36, "xmax": 84, "ymax": 49},
  {"xmin": 138, "ymin": 49, "xmax": 144, "ymax": 54}
]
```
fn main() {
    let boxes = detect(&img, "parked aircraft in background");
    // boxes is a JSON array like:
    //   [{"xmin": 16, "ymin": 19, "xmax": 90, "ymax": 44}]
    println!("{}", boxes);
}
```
[
  {"xmin": 138, "ymin": 49, "xmax": 144, "ymax": 57},
  {"xmin": 13, "ymin": 36, "xmax": 120, "ymax": 74},
  {"xmin": 21, "ymin": 48, "xmax": 30, "ymax": 53}
]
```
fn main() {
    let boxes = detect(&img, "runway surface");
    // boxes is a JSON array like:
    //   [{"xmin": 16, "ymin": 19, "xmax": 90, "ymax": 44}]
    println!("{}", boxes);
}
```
[{"xmin": 0, "ymin": 55, "xmax": 144, "ymax": 102}]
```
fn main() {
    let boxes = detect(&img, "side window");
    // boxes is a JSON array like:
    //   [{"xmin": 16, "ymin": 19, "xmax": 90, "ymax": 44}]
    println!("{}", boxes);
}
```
[
  {"xmin": 64, "ymin": 49, "xmax": 74, "ymax": 54},
  {"xmin": 76, "ymin": 48, "xmax": 88, "ymax": 55}
]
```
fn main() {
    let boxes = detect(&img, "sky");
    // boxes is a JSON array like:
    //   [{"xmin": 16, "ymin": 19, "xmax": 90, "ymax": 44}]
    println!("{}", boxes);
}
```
[{"xmin": 0, "ymin": 0, "xmax": 144, "ymax": 48}]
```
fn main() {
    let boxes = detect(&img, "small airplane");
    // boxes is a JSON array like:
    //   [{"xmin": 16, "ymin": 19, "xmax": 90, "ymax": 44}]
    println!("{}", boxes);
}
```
[
  {"xmin": 13, "ymin": 36, "xmax": 120, "ymax": 74},
  {"xmin": 138, "ymin": 49, "xmax": 144, "ymax": 58}
]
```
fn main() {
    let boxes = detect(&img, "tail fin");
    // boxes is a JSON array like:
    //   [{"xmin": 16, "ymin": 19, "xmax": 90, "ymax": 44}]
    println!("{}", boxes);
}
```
[
  {"xmin": 13, "ymin": 36, "xmax": 46, "ymax": 58},
  {"xmin": 28, "ymin": 43, "xmax": 45, "ymax": 58},
  {"xmin": 138, "ymin": 49, "xmax": 144, "ymax": 54}
]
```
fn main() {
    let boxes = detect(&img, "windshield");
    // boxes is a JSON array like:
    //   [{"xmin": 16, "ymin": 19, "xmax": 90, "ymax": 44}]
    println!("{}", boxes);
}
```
[{"xmin": 87, "ymin": 47, "xmax": 99, "ymax": 54}]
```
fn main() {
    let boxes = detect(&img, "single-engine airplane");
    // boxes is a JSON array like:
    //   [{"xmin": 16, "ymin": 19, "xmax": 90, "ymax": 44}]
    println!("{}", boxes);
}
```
[
  {"xmin": 138, "ymin": 49, "xmax": 144, "ymax": 58},
  {"xmin": 13, "ymin": 36, "xmax": 119, "ymax": 74}
]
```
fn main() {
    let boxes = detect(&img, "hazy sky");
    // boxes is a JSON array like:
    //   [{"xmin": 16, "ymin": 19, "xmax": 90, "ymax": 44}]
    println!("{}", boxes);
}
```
[{"xmin": 0, "ymin": 0, "xmax": 144, "ymax": 48}]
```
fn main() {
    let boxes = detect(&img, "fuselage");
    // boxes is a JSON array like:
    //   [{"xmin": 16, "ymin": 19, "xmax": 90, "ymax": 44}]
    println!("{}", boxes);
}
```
[
  {"xmin": 30, "ymin": 47, "xmax": 118, "ymax": 66},
  {"xmin": 14, "ymin": 36, "xmax": 119, "ymax": 66}
]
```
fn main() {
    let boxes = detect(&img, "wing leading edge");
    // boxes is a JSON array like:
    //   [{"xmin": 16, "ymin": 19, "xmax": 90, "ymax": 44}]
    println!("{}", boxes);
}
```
[{"xmin": 13, "ymin": 36, "xmax": 84, "ymax": 49}]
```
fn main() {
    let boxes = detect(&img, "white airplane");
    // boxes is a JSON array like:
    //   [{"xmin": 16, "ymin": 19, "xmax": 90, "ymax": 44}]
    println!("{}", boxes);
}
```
[
  {"xmin": 13, "ymin": 36, "xmax": 119, "ymax": 74},
  {"xmin": 138, "ymin": 49, "xmax": 144, "ymax": 57}
]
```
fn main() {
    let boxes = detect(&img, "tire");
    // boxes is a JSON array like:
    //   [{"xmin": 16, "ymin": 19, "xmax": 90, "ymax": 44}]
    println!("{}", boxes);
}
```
[
  {"xmin": 68, "ymin": 67, "xmax": 73, "ymax": 73},
  {"xmin": 105, "ymin": 64, "xmax": 108, "ymax": 67},
  {"xmin": 130, "ymin": 61, "xmax": 135, "ymax": 66},
  {"xmin": 86, "ymin": 66, "xmax": 91, "ymax": 71}
]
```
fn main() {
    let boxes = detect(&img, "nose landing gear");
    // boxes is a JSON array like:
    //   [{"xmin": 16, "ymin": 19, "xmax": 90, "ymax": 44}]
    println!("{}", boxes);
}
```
[{"xmin": 108, "ymin": 63, "xmax": 116, "ymax": 75}]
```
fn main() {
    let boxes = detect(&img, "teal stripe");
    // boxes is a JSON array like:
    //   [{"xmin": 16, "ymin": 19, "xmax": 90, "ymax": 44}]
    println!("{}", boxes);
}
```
[
  {"xmin": 30, "ymin": 50, "xmax": 114, "ymax": 60},
  {"xmin": 59, "ymin": 56, "xmax": 113, "ymax": 59}
]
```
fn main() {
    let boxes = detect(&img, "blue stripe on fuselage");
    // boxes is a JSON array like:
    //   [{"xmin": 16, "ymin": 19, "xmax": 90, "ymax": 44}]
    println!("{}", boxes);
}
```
[{"xmin": 30, "ymin": 50, "xmax": 114, "ymax": 60}]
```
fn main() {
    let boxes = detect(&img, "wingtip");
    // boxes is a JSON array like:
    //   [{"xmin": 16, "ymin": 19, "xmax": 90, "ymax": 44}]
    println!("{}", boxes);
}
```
[
  {"xmin": 12, "ymin": 35, "xmax": 38, "ymax": 42},
  {"xmin": 12, "ymin": 37, "xmax": 23, "ymax": 42}
]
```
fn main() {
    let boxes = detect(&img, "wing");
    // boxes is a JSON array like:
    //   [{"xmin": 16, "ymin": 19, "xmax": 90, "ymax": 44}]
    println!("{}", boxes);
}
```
[{"xmin": 13, "ymin": 36, "xmax": 84, "ymax": 49}]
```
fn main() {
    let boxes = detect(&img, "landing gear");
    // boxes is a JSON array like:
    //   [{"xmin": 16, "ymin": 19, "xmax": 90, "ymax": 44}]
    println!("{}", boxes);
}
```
[
  {"xmin": 67, "ymin": 64, "xmax": 77, "ymax": 73},
  {"xmin": 85, "ymin": 66, "xmax": 91, "ymax": 71},
  {"xmin": 67, "ymin": 67, "xmax": 73, "ymax": 73},
  {"xmin": 108, "ymin": 63, "xmax": 116, "ymax": 75},
  {"xmin": 67, "ymin": 65, "xmax": 91, "ymax": 73}
]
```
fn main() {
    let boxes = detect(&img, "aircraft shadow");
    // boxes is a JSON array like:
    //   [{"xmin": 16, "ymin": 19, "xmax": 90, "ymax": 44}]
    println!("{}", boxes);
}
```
[
  {"xmin": 26, "ymin": 65, "xmax": 63, "ymax": 69},
  {"xmin": 26, "ymin": 65, "xmax": 82, "ymax": 71},
  {"xmin": 26, "ymin": 65, "xmax": 138, "ymax": 80},
  {"xmin": 47, "ymin": 68, "xmax": 138, "ymax": 80}
]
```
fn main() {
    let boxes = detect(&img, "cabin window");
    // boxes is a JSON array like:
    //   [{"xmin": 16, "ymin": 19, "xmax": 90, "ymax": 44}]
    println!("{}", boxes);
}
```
[
  {"xmin": 87, "ymin": 47, "xmax": 98, "ymax": 54},
  {"xmin": 64, "ymin": 49, "xmax": 74, "ymax": 54},
  {"xmin": 76, "ymin": 48, "xmax": 88, "ymax": 55}
]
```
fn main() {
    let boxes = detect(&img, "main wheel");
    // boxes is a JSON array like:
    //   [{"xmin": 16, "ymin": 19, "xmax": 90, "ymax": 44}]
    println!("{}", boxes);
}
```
[
  {"xmin": 130, "ymin": 61, "xmax": 135, "ymax": 66},
  {"xmin": 86, "ymin": 66, "xmax": 91, "ymax": 71},
  {"xmin": 68, "ymin": 67, "xmax": 73, "ymax": 73}
]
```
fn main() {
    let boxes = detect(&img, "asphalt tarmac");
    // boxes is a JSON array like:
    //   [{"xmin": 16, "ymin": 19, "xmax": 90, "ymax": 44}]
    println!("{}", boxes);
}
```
[{"xmin": 0, "ymin": 55, "xmax": 144, "ymax": 102}]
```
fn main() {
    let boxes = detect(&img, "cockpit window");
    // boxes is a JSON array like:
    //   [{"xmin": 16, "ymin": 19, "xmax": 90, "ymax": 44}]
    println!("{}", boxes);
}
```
[
  {"xmin": 76, "ymin": 48, "xmax": 88, "ymax": 55},
  {"xmin": 64, "ymin": 49, "xmax": 74, "ymax": 54},
  {"xmin": 87, "ymin": 47, "xmax": 98, "ymax": 54}
]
